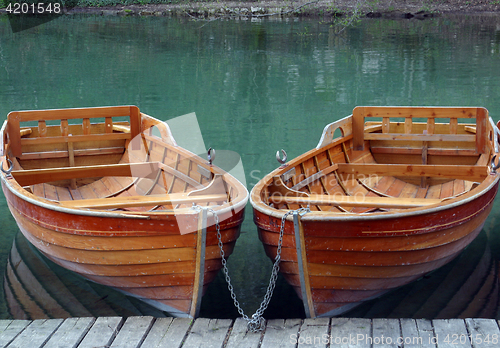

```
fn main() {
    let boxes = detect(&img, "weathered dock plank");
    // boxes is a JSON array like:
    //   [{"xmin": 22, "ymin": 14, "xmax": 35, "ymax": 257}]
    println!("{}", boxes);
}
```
[
  {"xmin": 372, "ymin": 318, "xmax": 400, "ymax": 348},
  {"xmin": 417, "ymin": 319, "xmax": 438, "ymax": 348},
  {"xmin": 297, "ymin": 318, "xmax": 329, "ymax": 348},
  {"xmin": 330, "ymin": 317, "xmax": 371, "ymax": 348},
  {"xmin": 43, "ymin": 317, "xmax": 95, "ymax": 348},
  {"xmin": 110, "ymin": 316, "xmax": 155, "ymax": 348},
  {"xmin": 433, "ymin": 319, "xmax": 472, "ymax": 348},
  {"xmin": 465, "ymin": 318, "xmax": 500, "ymax": 348},
  {"xmin": 138, "ymin": 317, "xmax": 174, "ymax": 348},
  {"xmin": 77, "ymin": 316, "xmax": 123, "ymax": 348},
  {"xmin": 2, "ymin": 316, "xmax": 500, "ymax": 348},
  {"xmin": 225, "ymin": 317, "xmax": 262, "ymax": 348},
  {"xmin": 400, "ymin": 318, "xmax": 435, "ymax": 348},
  {"xmin": 0, "ymin": 320, "xmax": 31, "ymax": 347},
  {"xmin": 141, "ymin": 317, "xmax": 192, "ymax": 348},
  {"xmin": 182, "ymin": 318, "xmax": 232, "ymax": 348},
  {"xmin": 6, "ymin": 319, "xmax": 63, "ymax": 348},
  {"xmin": 260, "ymin": 319, "xmax": 301, "ymax": 348}
]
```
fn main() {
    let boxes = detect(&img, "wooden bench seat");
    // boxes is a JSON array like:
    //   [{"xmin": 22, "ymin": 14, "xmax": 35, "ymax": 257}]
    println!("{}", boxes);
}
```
[
  {"xmin": 336, "ymin": 163, "xmax": 489, "ymax": 182},
  {"xmin": 269, "ymin": 192, "xmax": 442, "ymax": 209},
  {"xmin": 285, "ymin": 163, "xmax": 488, "ymax": 191},
  {"xmin": 60, "ymin": 192, "xmax": 228, "ymax": 209},
  {"xmin": 12, "ymin": 162, "xmax": 161, "ymax": 187},
  {"xmin": 352, "ymin": 106, "xmax": 489, "ymax": 154},
  {"xmin": 7, "ymin": 106, "xmax": 141, "ymax": 157},
  {"xmin": 12, "ymin": 160, "xmax": 211, "ymax": 188}
]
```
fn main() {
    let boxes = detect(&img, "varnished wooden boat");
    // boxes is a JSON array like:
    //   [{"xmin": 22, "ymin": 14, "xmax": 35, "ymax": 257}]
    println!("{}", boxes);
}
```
[
  {"xmin": 0, "ymin": 106, "xmax": 248, "ymax": 318},
  {"xmin": 250, "ymin": 106, "xmax": 500, "ymax": 318}
]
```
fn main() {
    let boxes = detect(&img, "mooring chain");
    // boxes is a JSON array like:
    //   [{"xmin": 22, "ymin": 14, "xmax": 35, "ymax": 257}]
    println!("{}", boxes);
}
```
[{"xmin": 192, "ymin": 204, "xmax": 309, "ymax": 332}]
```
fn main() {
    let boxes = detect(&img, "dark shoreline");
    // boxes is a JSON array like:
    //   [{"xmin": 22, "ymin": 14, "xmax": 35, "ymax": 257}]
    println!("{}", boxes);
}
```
[{"xmin": 2, "ymin": 1, "xmax": 500, "ymax": 19}]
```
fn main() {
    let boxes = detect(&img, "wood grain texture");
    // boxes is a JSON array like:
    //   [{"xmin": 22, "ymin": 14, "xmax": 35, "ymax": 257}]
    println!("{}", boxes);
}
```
[
  {"xmin": 1, "ymin": 106, "xmax": 248, "ymax": 318},
  {"xmin": 251, "ymin": 106, "xmax": 499, "ymax": 318},
  {"xmin": 4, "ymin": 317, "xmax": 500, "ymax": 348}
]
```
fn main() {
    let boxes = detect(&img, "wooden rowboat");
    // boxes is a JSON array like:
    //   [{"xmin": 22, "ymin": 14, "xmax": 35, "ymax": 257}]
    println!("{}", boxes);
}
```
[
  {"xmin": 0, "ymin": 106, "xmax": 248, "ymax": 318},
  {"xmin": 250, "ymin": 106, "xmax": 500, "ymax": 318}
]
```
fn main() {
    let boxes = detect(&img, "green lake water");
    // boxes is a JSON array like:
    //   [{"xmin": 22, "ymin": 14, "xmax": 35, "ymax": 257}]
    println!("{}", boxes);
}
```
[{"xmin": 1, "ymin": 13, "xmax": 500, "ymax": 319}]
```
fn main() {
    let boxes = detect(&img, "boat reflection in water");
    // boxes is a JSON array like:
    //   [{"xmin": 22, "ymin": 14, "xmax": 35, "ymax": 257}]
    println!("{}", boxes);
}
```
[
  {"xmin": 344, "ymin": 229, "xmax": 499, "ymax": 319},
  {"xmin": 3, "ymin": 228, "xmax": 499, "ymax": 320},
  {"xmin": 4, "ymin": 231, "xmax": 168, "ymax": 320}
]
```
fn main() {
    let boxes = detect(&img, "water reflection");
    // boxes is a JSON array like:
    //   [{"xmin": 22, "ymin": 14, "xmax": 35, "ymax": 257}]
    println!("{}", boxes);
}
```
[
  {"xmin": 344, "ymin": 230, "xmax": 499, "ymax": 319},
  {"xmin": 4, "ymin": 231, "xmax": 168, "ymax": 319},
  {"xmin": 1, "ymin": 13, "xmax": 500, "ymax": 319}
]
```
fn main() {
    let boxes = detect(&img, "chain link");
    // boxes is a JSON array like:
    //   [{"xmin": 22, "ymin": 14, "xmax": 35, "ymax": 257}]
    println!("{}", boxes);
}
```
[{"xmin": 193, "ymin": 204, "xmax": 309, "ymax": 332}]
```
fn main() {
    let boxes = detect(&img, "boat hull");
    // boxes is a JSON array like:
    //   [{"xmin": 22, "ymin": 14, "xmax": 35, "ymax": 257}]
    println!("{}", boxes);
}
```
[
  {"xmin": 254, "ymin": 181, "xmax": 497, "ymax": 317},
  {"xmin": 2, "ymin": 178, "xmax": 244, "ymax": 317}
]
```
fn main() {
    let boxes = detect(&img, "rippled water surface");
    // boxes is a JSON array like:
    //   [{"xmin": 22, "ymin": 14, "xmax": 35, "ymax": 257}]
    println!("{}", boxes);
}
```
[{"xmin": 1, "ymin": 13, "xmax": 500, "ymax": 319}]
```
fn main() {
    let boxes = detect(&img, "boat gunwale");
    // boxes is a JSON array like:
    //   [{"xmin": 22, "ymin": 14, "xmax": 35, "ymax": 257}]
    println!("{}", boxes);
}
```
[
  {"xmin": 250, "ymin": 173, "xmax": 498, "ymax": 223},
  {"xmin": 1, "ymin": 161, "xmax": 248, "ymax": 222}
]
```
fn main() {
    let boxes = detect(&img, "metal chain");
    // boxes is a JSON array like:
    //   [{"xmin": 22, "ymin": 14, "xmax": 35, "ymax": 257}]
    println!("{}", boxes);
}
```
[{"xmin": 193, "ymin": 204, "xmax": 309, "ymax": 332}]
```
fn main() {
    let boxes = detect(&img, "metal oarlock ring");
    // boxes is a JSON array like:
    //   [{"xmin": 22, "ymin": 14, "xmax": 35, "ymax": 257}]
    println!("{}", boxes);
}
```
[
  {"xmin": 276, "ymin": 149, "xmax": 287, "ymax": 167},
  {"xmin": 207, "ymin": 147, "xmax": 215, "ymax": 165},
  {"xmin": 1, "ymin": 159, "xmax": 13, "ymax": 175},
  {"xmin": 491, "ymin": 155, "xmax": 500, "ymax": 174}
]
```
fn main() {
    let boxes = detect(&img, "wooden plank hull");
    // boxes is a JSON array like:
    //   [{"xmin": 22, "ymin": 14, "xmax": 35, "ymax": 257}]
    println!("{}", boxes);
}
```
[
  {"xmin": 251, "ymin": 106, "xmax": 500, "ymax": 317},
  {"xmin": 0, "ymin": 106, "xmax": 248, "ymax": 318},
  {"xmin": 255, "ymin": 188, "xmax": 495, "ymax": 317},
  {"xmin": 2, "ymin": 186, "xmax": 243, "ymax": 317}
]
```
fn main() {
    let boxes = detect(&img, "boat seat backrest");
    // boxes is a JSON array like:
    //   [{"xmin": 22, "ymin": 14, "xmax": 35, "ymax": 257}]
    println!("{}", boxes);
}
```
[
  {"xmin": 352, "ymin": 106, "xmax": 490, "ymax": 154},
  {"xmin": 6, "ymin": 106, "xmax": 141, "ymax": 157}
]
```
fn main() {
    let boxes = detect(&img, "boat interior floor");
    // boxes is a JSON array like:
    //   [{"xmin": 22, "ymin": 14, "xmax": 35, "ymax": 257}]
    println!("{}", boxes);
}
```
[
  {"xmin": 29, "ymin": 176, "xmax": 181, "ymax": 212},
  {"xmin": 271, "ymin": 150, "xmax": 482, "ymax": 214}
]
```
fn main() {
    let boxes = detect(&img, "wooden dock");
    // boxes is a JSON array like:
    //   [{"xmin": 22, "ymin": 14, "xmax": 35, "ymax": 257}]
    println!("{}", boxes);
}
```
[{"xmin": 1, "ymin": 316, "xmax": 500, "ymax": 348}]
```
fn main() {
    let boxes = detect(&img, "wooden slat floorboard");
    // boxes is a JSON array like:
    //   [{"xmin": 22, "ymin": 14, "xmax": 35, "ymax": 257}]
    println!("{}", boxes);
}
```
[
  {"xmin": 2, "ymin": 317, "xmax": 500, "ymax": 348},
  {"xmin": 182, "ymin": 318, "xmax": 232, "ymax": 348},
  {"xmin": 0, "ymin": 320, "xmax": 31, "ymax": 347},
  {"xmin": 260, "ymin": 319, "xmax": 301, "ymax": 348},
  {"xmin": 109, "ymin": 316, "xmax": 154, "ymax": 348},
  {"xmin": 77, "ymin": 317, "xmax": 123, "ymax": 348},
  {"xmin": 6, "ymin": 318, "xmax": 64, "ymax": 348},
  {"xmin": 225, "ymin": 317, "xmax": 262, "ymax": 348},
  {"xmin": 433, "ymin": 319, "xmax": 472, "ymax": 348},
  {"xmin": 43, "ymin": 317, "xmax": 94, "ymax": 348}
]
